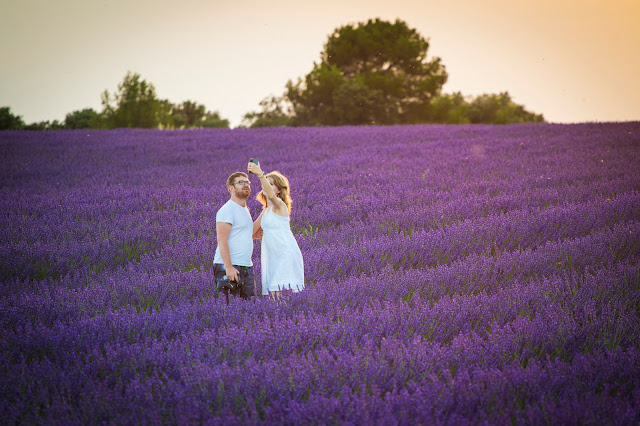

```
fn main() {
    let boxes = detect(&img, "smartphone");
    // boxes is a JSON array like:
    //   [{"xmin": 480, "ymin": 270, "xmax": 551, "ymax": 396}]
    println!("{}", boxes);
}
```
[{"xmin": 250, "ymin": 157, "xmax": 259, "ymax": 165}]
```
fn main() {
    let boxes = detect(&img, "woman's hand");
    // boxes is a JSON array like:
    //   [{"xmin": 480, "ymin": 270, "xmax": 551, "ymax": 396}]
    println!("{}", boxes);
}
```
[{"xmin": 248, "ymin": 161, "xmax": 263, "ymax": 176}]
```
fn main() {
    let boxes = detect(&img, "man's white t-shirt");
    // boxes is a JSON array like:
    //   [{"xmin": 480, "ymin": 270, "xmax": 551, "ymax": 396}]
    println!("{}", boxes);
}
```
[{"xmin": 213, "ymin": 199, "xmax": 253, "ymax": 266}]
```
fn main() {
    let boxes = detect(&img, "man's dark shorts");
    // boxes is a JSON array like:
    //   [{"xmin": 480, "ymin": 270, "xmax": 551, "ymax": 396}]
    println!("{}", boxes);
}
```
[{"xmin": 213, "ymin": 263, "xmax": 255, "ymax": 299}]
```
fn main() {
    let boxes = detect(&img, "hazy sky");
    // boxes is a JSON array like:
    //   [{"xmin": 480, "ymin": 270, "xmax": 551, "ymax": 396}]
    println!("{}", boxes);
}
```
[{"xmin": 2, "ymin": 0, "xmax": 639, "ymax": 127}]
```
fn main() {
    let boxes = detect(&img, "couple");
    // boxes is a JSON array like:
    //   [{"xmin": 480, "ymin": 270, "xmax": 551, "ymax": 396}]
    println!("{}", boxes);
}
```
[{"xmin": 212, "ymin": 160, "xmax": 304, "ymax": 300}]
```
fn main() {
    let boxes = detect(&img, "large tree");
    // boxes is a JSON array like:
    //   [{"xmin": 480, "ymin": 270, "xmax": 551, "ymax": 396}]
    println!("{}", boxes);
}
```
[{"xmin": 286, "ymin": 19, "xmax": 448, "ymax": 126}]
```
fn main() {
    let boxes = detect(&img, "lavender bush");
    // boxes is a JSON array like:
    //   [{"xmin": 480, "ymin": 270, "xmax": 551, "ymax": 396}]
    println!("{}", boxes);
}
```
[{"xmin": 1, "ymin": 123, "xmax": 639, "ymax": 424}]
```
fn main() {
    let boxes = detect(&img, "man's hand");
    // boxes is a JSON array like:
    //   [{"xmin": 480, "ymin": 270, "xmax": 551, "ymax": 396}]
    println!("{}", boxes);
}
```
[{"xmin": 226, "ymin": 265, "xmax": 240, "ymax": 282}]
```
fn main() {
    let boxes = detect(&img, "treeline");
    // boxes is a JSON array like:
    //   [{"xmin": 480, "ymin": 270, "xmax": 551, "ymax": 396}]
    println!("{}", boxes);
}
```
[
  {"xmin": 1, "ymin": 18, "xmax": 544, "ymax": 131},
  {"xmin": 0, "ymin": 72, "xmax": 229, "ymax": 131},
  {"xmin": 242, "ymin": 19, "xmax": 544, "ymax": 127}
]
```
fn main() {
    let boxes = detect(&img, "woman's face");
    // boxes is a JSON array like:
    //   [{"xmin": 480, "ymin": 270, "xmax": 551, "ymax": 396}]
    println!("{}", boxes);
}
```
[{"xmin": 268, "ymin": 177, "xmax": 280, "ymax": 195}]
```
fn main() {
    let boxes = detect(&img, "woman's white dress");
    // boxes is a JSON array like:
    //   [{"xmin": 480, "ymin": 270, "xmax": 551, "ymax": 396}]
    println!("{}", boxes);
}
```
[{"xmin": 260, "ymin": 207, "xmax": 305, "ymax": 295}]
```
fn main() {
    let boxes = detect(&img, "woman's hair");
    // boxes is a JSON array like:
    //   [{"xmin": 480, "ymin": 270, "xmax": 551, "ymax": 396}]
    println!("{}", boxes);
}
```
[{"xmin": 256, "ymin": 171, "xmax": 293, "ymax": 212}]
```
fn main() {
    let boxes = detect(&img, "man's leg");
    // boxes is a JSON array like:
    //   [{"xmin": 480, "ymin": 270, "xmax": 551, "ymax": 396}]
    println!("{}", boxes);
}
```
[{"xmin": 238, "ymin": 266, "xmax": 256, "ymax": 300}]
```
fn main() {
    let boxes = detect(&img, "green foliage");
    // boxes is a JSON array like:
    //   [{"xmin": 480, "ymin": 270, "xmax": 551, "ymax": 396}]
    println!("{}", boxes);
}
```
[
  {"xmin": 101, "ymin": 72, "xmax": 162, "ymax": 128},
  {"xmin": 241, "ymin": 95, "xmax": 292, "ymax": 128},
  {"xmin": 286, "ymin": 64, "xmax": 347, "ymax": 126},
  {"xmin": 467, "ymin": 92, "xmax": 544, "ymax": 124},
  {"xmin": 156, "ymin": 99, "xmax": 175, "ymax": 129},
  {"xmin": 427, "ymin": 92, "xmax": 544, "ymax": 124},
  {"xmin": 165, "ymin": 101, "xmax": 230, "ymax": 129},
  {"xmin": 428, "ymin": 92, "xmax": 471, "ymax": 124},
  {"xmin": 171, "ymin": 100, "xmax": 206, "ymax": 128},
  {"xmin": 23, "ymin": 120, "xmax": 65, "ymax": 131},
  {"xmin": 331, "ymin": 78, "xmax": 386, "ymax": 125},
  {"xmin": 200, "ymin": 111, "xmax": 230, "ymax": 128},
  {"xmin": 64, "ymin": 108, "xmax": 100, "ymax": 129},
  {"xmin": 0, "ymin": 107, "xmax": 25, "ymax": 130}
]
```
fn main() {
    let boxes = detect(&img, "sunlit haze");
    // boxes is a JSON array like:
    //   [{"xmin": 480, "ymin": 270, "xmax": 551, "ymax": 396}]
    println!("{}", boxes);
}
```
[{"xmin": 1, "ymin": 0, "xmax": 639, "ymax": 127}]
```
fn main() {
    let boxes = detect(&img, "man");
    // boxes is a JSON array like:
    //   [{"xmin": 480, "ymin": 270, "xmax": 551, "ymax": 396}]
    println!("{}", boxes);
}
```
[{"xmin": 213, "ymin": 172, "xmax": 257, "ymax": 300}]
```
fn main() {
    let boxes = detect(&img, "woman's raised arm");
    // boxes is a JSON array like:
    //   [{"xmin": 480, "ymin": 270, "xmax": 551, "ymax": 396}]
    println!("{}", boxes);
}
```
[{"xmin": 248, "ymin": 161, "xmax": 286, "ymax": 214}]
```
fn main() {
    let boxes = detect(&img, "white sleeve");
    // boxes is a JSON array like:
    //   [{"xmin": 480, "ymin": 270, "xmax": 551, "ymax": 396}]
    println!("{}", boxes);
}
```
[{"xmin": 216, "ymin": 204, "xmax": 234, "ymax": 224}]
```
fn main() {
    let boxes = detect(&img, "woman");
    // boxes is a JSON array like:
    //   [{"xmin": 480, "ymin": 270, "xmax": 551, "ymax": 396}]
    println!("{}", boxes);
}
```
[{"xmin": 248, "ymin": 161, "xmax": 304, "ymax": 298}]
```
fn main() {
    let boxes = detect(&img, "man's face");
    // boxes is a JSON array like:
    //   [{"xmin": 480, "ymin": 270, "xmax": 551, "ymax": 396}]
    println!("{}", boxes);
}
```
[{"xmin": 230, "ymin": 177, "xmax": 251, "ymax": 199}]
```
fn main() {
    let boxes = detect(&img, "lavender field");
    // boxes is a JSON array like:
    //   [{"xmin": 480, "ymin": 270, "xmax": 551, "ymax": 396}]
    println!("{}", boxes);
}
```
[{"xmin": 1, "ymin": 123, "xmax": 640, "ymax": 424}]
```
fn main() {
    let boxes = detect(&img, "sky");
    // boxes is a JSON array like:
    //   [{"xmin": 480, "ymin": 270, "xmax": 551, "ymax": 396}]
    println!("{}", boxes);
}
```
[{"xmin": 1, "ymin": 0, "xmax": 639, "ymax": 127}]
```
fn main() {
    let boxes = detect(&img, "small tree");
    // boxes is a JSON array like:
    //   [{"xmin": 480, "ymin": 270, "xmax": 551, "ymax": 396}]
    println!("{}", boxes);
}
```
[
  {"xmin": 101, "ymin": 72, "xmax": 162, "ymax": 128},
  {"xmin": 242, "ymin": 95, "xmax": 292, "ymax": 128},
  {"xmin": 156, "ymin": 100, "xmax": 229, "ymax": 129},
  {"xmin": 65, "ymin": 108, "xmax": 99, "ymax": 129},
  {"xmin": 200, "ymin": 111, "xmax": 230, "ymax": 128},
  {"xmin": 0, "ymin": 107, "xmax": 25, "ymax": 130},
  {"xmin": 428, "ymin": 93, "xmax": 470, "ymax": 124},
  {"xmin": 169, "ymin": 101, "xmax": 206, "ymax": 128},
  {"xmin": 468, "ymin": 92, "xmax": 544, "ymax": 124}
]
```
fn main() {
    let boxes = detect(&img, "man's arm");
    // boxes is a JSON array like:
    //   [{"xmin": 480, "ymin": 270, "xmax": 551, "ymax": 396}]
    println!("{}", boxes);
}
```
[{"xmin": 216, "ymin": 221, "xmax": 239, "ymax": 282}]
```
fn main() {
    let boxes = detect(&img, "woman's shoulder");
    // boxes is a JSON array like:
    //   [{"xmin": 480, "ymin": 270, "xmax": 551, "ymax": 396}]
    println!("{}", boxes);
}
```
[{"xmin": 272, "ymin": 200, "xmax": 290, "ymax": 217}]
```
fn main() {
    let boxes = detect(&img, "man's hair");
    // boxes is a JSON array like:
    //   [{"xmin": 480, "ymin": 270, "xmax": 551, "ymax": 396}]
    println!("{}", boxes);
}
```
[
  {"xmin": 226, "ymin": 172, "xmax": 249, "ymax": 188},
  {"xmin": 256, "ymin": 171, "xmax": 293, "ymax": 212}
]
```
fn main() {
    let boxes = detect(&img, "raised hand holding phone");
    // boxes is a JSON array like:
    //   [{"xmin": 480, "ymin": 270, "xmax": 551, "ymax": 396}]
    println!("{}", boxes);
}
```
[{"xmin": 248, "ymin": 158, "xmax": 263, "ymax": 176}]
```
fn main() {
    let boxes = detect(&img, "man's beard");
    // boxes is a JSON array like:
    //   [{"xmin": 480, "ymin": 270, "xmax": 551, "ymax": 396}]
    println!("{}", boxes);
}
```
[{"xmin": 236, "ymin": 190, "xmax": 250, "ymax": 200}]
